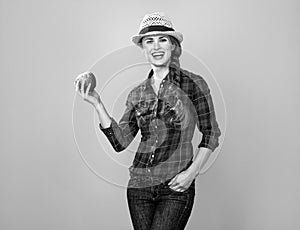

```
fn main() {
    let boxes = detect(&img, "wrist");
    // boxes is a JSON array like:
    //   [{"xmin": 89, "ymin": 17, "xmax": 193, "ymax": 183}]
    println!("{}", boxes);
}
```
[
  {"xmin": 94, "ymin": 99, "xmax": 103, "ymax": 111},
  {"xmin": 187, "ymin": 164, "xmax": 200, "ymax": 178}
]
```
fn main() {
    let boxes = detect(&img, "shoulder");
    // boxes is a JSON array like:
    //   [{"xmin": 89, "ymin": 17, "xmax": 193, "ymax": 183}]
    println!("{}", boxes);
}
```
[
  {"xmin": 126, "ymin": 78, "xmax": 148, "ymax": 103},
  {"xmin": 180, "ymin": 68, "xmax": 210, "ymax": 94},
  {"xmin": 129, "ymin": 78, "xmax": 148, "ymax": 95}
]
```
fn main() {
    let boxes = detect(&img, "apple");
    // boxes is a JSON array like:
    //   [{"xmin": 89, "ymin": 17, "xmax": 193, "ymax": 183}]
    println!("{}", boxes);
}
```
[{"xmin": 77, "ymin": 72, "xmax": 96, "ymax": 93}]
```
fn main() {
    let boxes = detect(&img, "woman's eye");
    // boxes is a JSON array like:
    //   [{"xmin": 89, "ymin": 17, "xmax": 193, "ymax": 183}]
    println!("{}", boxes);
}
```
[
  {"xmin": 160, "ymin": 38, "xmax": 168, "ymax": 42},
  {"xmin": 145, "ymin": 40, "xmax": 153, "ymax": 44}
]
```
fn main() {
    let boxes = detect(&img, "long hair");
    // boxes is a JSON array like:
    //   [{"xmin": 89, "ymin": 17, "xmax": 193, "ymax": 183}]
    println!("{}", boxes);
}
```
[{"xmin": 169, "ymin": 36, "xmax": 182, "ymax": 70}]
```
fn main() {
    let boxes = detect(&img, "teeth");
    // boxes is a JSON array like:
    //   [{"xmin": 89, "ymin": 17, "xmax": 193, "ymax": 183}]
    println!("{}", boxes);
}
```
[{"xmin": 152, "ymin": 52, "xmax": 164, "ymax": 56}]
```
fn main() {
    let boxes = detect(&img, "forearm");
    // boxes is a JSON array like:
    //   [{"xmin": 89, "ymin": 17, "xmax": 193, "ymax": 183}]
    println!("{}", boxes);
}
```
[
  {"xmin": 187, "ymin": 147, "xmax": 212, "ymax": 177},
  {"xmin": 94, "ymin": 92, "xmax": 139, "ymax": 152},
  {"xmin": 94, "ymin": 100, "xmax": 112, "ymax": 129}
]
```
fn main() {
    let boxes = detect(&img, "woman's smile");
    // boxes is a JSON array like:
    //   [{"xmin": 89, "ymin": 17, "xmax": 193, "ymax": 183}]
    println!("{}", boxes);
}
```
[
  {"xmin": 152, "ymin": 51, "xmax": 165, "ymax": 59},
  {"xmin": 142, "ymin": 35, "xmax": 174, "ymax": 67}
]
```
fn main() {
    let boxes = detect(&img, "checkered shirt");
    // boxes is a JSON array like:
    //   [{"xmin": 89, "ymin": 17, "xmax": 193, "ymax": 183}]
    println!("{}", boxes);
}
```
[{"xmin": 99, "ymin": 67, "xmax": 221, "ymax": 181}]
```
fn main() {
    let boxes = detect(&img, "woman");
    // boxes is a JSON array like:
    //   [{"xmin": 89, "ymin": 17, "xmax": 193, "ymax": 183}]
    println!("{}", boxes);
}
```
[{"xmin": 75, "ymin": 12, "xmax": 221, "ymax": 230}]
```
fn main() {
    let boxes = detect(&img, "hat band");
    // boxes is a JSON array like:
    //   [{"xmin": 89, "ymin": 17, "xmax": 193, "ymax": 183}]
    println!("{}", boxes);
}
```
[{"xmin": 139, "ymin": 25, "xmax": 175, "ymax": 35}]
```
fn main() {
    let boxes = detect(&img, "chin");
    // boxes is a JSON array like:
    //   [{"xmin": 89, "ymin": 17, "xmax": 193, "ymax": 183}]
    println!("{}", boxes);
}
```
[
  {"xmin": 150, "ymin": 59, "xmax": 170, "ymax": 67},
  {"xmin": 152, "ymin": 62, "xmax": 168, "ymax": 67}
]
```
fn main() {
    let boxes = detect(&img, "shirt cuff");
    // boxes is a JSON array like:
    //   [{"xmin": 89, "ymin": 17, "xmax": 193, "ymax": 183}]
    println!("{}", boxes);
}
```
[
  {"xmin": 198, "ymin": 143, "xmax": 213, "ymax": 150},
  {"xmin": 99, "ymin": 118, "xmax": 115, "ymax": 136}
]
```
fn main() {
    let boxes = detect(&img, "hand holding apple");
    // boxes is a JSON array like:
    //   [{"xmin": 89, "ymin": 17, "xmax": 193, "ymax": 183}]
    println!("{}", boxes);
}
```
[
  {"xmin": 75, "ymin": 71, "xmax": 96, "ymax": 93},
  {"xmin": 74, "ymin": 72, "xmax": 101, "ymax": 107}
]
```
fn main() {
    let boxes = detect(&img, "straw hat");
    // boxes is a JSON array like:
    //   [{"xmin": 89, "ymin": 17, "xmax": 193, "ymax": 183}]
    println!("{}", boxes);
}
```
[{"xmin": 131, "ymin": 12, "xmax": 183, "ymax": 48}]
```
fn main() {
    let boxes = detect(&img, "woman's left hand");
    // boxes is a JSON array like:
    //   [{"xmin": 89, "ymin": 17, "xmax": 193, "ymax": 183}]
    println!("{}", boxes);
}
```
[{"xmin": 168, "ymin": 168, "xmax": 197, "ymax": 192}]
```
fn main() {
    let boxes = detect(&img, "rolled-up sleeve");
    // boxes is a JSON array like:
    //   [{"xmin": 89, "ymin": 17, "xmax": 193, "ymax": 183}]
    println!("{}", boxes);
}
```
[
  {"xmin": 99, "ymin": 91, "xmax": 139, "ymax": 152},
  {"xmin": 191, "ymin": 76, "xmax": 221, "ymax": 151}
]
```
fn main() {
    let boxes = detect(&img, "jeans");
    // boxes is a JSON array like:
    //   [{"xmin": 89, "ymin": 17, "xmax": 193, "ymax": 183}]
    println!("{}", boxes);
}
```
[{"xmin": 127, "ymin": 177, "xmax": 195, "ymax": 230}]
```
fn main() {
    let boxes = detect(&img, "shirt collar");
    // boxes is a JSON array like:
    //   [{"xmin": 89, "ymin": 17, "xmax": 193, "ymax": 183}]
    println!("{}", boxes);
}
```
[{"xmin": 146, "ymin": 66, "xmax": 181, "ymax": 87}]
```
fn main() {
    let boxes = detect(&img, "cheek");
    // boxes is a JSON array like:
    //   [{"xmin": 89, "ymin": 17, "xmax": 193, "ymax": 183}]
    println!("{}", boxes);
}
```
[
  {"xmin": 143, "ymin": 49, "xmax": 152, "ymax": 61},
  {"xmin": 164, "ymin": 44, "xmax": 173, "ymax": 56},
  {"xmin": 165, "ymin": 49, "xmax": 172, "ymax": 60}
]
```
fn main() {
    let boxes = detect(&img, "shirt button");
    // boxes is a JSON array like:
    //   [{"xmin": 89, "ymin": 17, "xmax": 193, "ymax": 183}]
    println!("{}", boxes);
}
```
[
  {"xmin": 151, "ymin": 154, "xmax": 154, "ymax": 157},
  {"xmin": 155, "ymin": 140, "xmax": 158, "ymax": 143},
  {"xmin": 147, "ymin": 169, "xmax": 150, "ymax": 172}
]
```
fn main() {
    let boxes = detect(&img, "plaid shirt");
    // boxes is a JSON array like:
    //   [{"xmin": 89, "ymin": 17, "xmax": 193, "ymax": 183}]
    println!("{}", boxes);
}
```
[{"xmin": 99, "ymin": 67, "xmax": 221, "ymax": 182}]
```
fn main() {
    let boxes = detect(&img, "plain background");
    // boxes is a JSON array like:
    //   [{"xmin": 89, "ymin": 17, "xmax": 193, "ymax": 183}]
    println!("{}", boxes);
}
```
[{"xmin": 1, "ymin": 0, "xmax": 299, "ymax": 229}]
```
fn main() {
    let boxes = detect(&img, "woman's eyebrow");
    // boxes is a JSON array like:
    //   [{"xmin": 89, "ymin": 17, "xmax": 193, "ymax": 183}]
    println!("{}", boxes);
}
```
[{"xmin": 144, "ymin": 36, "xmax": 167, "ymax": 40}]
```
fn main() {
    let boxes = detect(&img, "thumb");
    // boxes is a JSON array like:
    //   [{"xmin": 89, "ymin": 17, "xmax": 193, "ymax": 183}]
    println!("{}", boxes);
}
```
[{"xmin": 168, "ymin": 175, "xmax": 177, "ymax": 185}]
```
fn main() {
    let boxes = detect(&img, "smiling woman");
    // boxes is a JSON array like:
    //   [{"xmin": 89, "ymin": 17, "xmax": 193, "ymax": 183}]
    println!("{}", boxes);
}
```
[
  {"xmin": 75, "ymin": 12, "xmax": 221, "ymax": 230},
  {"xmin": 141, "ymin": 35, "xmax": 174, "ymax": 68}
]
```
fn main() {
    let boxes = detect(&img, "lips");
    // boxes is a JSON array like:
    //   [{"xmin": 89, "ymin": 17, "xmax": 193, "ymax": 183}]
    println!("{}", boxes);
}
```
[{"xmin": 152, "ymin": 52, "xmax": 165, "ymax": 58}]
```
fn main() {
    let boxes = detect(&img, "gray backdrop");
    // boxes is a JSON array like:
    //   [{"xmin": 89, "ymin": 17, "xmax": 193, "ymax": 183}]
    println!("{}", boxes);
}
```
[{"xmin": 1, "ymin": 0, "xmax": 299, "ymax": 229}]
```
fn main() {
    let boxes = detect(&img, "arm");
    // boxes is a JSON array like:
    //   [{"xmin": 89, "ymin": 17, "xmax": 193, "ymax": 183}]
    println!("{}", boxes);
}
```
[
  {"xmin": 94, "ymin": 98, "xmax": 112, "ymax": 128},
  {"xmin": 192, "ymin": 77, "xmax": 221, "ymax": 151},
  {"xmin": 187, "ymin": 147, "xmax": 212, "ymax": 177},
  {"xmin": 98, "ymin": 91, "xmax": 139, "ymax": 152},
  {"xmin": 187, "ymin": 76, "xmax": 221, "ymax": 174},
  {"xmin": 75, "ymin": 73, "xmax": 139, "ymax": 152},
  {"xmin": 168, "ymin": 76, "xmax": 221, "ymax": 191},
  {"xmin": 75, "ymin": 72, "xmax": 112, "ymax": 128}
]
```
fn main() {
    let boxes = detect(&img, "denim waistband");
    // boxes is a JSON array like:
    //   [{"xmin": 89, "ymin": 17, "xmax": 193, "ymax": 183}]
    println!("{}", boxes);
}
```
[
  {"xmin": 130, "ymin": 175, "xmax": 171, "ymax": 184},
  {"xmin": 129, "ymin": 160, "xmax": 193, "ymax": 177},
  {"xmin": 127, "ymin": 175, "xmax": 172, "ymax": 188}
]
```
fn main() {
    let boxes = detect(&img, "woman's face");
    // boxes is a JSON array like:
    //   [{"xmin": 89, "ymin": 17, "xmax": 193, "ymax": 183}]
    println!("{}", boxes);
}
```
[{"xmin": 141, "ymin": 34, "xmax": 175, "ymax": 67}]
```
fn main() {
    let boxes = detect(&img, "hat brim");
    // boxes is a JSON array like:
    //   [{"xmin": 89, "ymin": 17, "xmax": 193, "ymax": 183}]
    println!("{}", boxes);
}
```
[{"xmin": 131, "ymin": 31, "xmax": 183, "ymax": 47}]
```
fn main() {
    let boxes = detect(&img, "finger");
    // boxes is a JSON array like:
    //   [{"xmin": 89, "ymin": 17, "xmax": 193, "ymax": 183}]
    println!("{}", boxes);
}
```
[
  {"xmin": 169, "ymin": 181, "xmax": 178, "ymax": 188},
  {"xmin": 76, "ymin": 73, "xmax": 83, "ymax": 80},
  {"xmin": 168, "ymin": 176, "xmax": 177, "ymax": 185},
  {"xmin": 75, "ymin": 74, "xmax": 83, "ymax": 86},
  {"xmin": 169, "ymin": 181, "xmax": 181, "ymax": 190},
  {"xmin": 74, "ymin": 80, "xmax": 78, "ymax": 91},
  {"xmin": 170, "ymin": 182, "xmax": 180, "ymax": 188},
  {"xmin": 86, "ymin": 83, "xmax": 91, "ymax": 96},
  {"xmin": 170, "ymin": 181, "xmax": 180, "ymax": 188},
  {"xmin": 75, "ymin": 80, "xmax": 80, "ymax": 92},
  {"xmin": 80, "ymin": 79, "xmax": 85, "ymax": 96},
  {"xmin": 84, "ymin": 82, "xmax": 91, "ymax": 97},
  {"xmin": 174, "ymin": 185, "xmax": 186, "ymax": 192},
  {"xmin": 170, "ymin": 185, "xmax": 182, "ymax": 192}
]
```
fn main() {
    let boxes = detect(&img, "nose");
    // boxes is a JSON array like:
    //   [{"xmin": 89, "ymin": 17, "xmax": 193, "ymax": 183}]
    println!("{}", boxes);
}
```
[{"xmin": 153, "ymin": 40, "xmax": 161, "ymax": 50}]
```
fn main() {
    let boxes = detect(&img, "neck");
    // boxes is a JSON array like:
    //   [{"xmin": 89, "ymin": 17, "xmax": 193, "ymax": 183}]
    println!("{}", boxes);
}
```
[{"xmin": 151, "ymin": 64, "xmax": 170, "ymax": 81}]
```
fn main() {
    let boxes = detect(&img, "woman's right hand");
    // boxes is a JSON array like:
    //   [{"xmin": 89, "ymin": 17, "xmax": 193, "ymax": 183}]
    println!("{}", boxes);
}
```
[{"xmin": 74, "ymin": 72, "xmax": 101, "ymax": 108}]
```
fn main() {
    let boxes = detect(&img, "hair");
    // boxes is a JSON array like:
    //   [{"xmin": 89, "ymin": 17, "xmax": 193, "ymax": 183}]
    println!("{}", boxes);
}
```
[{"xmin": 169, "ymin": 36, "xmax": 182, "ymax": 70}]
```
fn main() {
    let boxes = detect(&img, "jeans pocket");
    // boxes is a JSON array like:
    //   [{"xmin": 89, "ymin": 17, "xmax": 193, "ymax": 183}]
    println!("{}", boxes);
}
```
[
  {"xmin": 165, "ymin": 179, "xmax": 195, "ymax": 194},
  {"xmin": 165, "ymin": 184, "xmax": 187, "ymax": 194}
]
